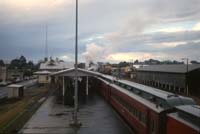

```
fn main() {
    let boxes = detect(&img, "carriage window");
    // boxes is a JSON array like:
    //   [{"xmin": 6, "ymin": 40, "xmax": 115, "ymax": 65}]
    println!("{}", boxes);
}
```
[
  {"xmin": 141, "ymin": 113, "xmax": 146, "ymax": 124},
  {"xmin": 138, "ymin": 111, "xmax": 142, "ymax": 121}
]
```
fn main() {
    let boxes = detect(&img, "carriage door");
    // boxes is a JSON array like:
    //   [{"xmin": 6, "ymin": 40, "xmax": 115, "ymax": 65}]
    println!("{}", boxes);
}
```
[{"xmin": 148, "ymin": 111, "xmax": 158, "ymax": 134}]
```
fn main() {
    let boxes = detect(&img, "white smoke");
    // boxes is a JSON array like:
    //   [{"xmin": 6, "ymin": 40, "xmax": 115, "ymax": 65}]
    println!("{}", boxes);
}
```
[{"xmin": 82, "ymin": 43, "xmax": 106, "ymax": 63}]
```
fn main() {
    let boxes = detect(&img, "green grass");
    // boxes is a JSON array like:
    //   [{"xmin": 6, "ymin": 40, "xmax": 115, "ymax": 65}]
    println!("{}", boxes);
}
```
[
  {"xmin": 0, "ymin": 86, "xmax": 49, "ymax": 133},
  {"xmin": 1, "ymin": 101, "xmax": 42, "ymax": 133}
]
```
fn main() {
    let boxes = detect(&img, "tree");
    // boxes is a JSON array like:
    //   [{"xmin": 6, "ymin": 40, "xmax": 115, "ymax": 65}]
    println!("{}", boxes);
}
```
[
  {"xmin": 19, "ymin": 55, "xmax": 27, "ymax": 69},
  {"xmin": 9, "ymin": 59, "xmax": 20, "ymax": 69},
  {"xmin": 190, "ymin": 60, "xmax": 200, "ymax": 64},
  {"xmin": 9, "ymin": 55, "xmax": 28, "ymax": 70},
  {"xmin": 134, "ymin": 60, "xmax": 139, "ymax": 64},
  {"xmin": 119, "ymin": 61, "xmax": 129, "ymax": 67},
  {"xmin": 27, "ymin": 61, "xmax": 34, "ymax": 69},
  {"xmin": 0, "ymin": 60, "xmax": 5, "ymax": 66},
  {"xmin": 19, "ymin": 55, "xmax": 26, "ymax": 63}
]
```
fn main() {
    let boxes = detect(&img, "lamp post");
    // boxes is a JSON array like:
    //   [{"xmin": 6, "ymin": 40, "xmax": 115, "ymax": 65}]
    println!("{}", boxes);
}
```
[
  {"xmin": 182, "ymin": 58, "xmax": 189, "ymax": 95},
  {"xmin": 70, "ymin": 0, "xmax": 81, "ymax": 127}
]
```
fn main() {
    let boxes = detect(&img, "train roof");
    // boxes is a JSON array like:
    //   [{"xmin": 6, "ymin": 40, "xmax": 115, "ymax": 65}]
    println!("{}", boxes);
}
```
[
  {"xmin": 176, "ymin": 105, "xmax": 200, "ymax": 118},
  {"xmin": 98, "ymin": 76, "xmax": 165, "ymax": 112},
  {"xmin": 111, "ymin": 80, "xmax": 164, "ymax": 113},
  {"xmin": 168, "ymin": 105, "xmax": 200, "ymax": 131},
  {"xmin": 99, "ymin": 74, "xmax": 195, "ymax": 112}
]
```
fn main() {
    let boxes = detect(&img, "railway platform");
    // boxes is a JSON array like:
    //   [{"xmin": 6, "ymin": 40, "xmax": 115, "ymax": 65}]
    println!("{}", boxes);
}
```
[{"xmin": 19, "ymin": 94, "xmax": 131, "ymax": 134}]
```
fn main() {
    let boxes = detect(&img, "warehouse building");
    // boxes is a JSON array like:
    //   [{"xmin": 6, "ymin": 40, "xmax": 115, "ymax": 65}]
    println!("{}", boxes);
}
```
[{"xmin": 135, "ymin": 64, "xmax": 200, "ymax": 96}]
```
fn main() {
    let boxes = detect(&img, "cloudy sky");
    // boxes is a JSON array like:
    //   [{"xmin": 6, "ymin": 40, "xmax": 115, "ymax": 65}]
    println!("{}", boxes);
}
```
[{"xmin": 0, "ymin": 0, "xmax": 200, "ymax": 63}]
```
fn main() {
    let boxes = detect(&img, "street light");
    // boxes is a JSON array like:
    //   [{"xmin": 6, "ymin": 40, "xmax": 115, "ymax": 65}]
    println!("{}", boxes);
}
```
[
  {"xmin": 181, "ymin": 58, "xmax": 189, "ymax": 96},
  {"xmin": 70, "ymin": 0, "xmax": 81, "ymax": 127}
]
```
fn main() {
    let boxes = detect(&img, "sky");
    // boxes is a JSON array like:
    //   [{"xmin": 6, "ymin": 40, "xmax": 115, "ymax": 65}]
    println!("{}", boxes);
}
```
[{"xmin": 0, "ymin": 0, "xmax": 200, "ymax": 63}]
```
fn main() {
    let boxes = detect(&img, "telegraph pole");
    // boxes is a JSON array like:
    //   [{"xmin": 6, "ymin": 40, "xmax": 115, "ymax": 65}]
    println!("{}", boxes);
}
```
[
  {"xmin": 182, "ymin": 58, "xmax": 189, "ymax": 96},
  {"xmin": 45, "ymin": 24, "xmax": 48, "ymax": 61},
  {"xmin": 186, "ymin": 58, "xmax": 189, "ymax": 95}
]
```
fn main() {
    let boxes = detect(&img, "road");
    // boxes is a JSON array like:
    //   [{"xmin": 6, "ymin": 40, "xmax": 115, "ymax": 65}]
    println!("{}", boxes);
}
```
[{"xmin": 0, "ymin": 79, "xmax": 38, "ymax": 99}]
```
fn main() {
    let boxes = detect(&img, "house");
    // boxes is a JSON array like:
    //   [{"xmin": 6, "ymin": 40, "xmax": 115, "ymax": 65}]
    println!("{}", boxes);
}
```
[
  {"xmin": 34, "ymin": 70, "xmax": 51, "ymax": 84},
  {"xmin": 0, "ymin": 66, "xmax": 6, "ymax": 82},
  {"xmin": 0, "ymin": 66, "xmax": 24, "ymax": 83}
]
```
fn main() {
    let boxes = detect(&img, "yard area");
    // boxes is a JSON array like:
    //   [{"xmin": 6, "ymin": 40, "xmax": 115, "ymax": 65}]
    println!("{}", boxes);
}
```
[{"xmin": 0, "ymin": 85, "xmax": 50, "ymax": 133}]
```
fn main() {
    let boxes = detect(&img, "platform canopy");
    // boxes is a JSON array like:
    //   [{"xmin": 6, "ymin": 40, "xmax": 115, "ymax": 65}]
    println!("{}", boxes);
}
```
[
  {"xmin": 51, "ymin": 68, "xmax": 101, "ymax": 77},
  {"xmin": 8, "ymin": 84, "xmax": 24, "ymax": 88}
]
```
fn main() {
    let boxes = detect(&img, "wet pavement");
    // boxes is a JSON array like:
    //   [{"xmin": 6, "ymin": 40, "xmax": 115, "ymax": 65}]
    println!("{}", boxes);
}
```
[{"xmin": 19, "ymin": 94, "xmax": 131, "ymax": 134}]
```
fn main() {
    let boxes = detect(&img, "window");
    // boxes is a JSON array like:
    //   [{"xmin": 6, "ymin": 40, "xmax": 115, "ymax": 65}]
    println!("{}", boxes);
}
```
[
  {"xmin": 111, "ymin": 93, "xmax": 147, "ymax": 126},
  {"xmin": 138, "ymin": 111, "xmax": 142, "ymax": 121},
  {"xmin": 141, "ymin": 114, "xmax": 146, "ymax": 124},
  {"xmin": 150, "ymin": 119, "xmax": 156, "ymax": 134}
]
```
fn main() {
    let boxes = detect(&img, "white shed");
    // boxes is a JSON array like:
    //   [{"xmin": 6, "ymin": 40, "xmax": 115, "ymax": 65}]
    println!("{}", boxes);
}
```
[{"xmin": 7, "ymin": 84, "xmax": 24, "ymax": 98}]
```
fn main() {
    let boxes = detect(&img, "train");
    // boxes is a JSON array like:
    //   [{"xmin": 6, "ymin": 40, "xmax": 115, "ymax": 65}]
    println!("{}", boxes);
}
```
[{"xmin": 93, "ymin": 74, "xmax": 200, "ymax": 134}]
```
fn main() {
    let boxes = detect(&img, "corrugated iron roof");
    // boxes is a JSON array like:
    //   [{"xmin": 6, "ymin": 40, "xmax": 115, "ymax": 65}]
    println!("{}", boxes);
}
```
[
  {"xmin": 34, "ymin": 70, "xmax": 51, "ymax": 75},
  {"xmin": 51, "ymin": 68, "xmax": 101, "ymax": 76},
  {"xmin": 137, "ymin": 64, "xmax": 200, "ymax": 73},
  {"xmin": 40, "ymin": 61, "xmax": 74, "ymax": 70},
  {"xmin": 8, "ymin": 84, "xmax": 23, "ymax": 88}
]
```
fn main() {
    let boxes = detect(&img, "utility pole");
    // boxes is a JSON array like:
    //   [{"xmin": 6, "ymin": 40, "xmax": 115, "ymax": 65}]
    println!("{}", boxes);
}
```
[
  {"xmin": 182, "ymin": 58, "xmax": 189, "ymax": 96},
  {"xmin": 186, "ymin": 58, "xmax": 189, "ymax": 95},
  {"xmin": 45, "ymin": 24, "xmax": 48, "ymax": 61}
]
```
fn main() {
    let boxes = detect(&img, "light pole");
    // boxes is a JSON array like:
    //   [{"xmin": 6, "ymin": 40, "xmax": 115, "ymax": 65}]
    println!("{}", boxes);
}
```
[
  {"xmin": 182, "ymin": 58, "xmax": 189, "ymax": 95},
  {"xmin": 70, "ymin": 0, "xmax": 81, "ymax": 127}
]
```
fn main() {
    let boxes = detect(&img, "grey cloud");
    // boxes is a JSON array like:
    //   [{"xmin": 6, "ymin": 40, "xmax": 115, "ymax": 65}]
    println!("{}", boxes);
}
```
[
  {"xmin": 0, "ymin": 0, "xmax": 200, "ymax": 62},
  {"xmin": 108, "ymin": 30, "xmax": 200, "ymax": 47},
  {"xmin": 162, "ymin": 42, "xmax": 200, "ymax": 60}
]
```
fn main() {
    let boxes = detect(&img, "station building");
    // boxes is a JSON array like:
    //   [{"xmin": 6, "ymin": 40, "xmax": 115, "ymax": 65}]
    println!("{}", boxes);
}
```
[{"xmin": 34, "ymin": 59, "xmax": 74, "ymax": 84}]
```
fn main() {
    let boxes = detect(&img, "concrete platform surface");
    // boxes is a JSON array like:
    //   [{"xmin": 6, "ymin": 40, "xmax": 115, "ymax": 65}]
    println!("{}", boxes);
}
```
[{"xmin": 19, "ymin": 95, "xmax": 131, "ymax": 134}]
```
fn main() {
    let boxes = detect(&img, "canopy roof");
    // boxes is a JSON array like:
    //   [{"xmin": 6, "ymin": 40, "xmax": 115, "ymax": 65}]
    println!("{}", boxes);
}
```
[
  {"xmin": 8, "ymin": 84, "xmax": 23, "ymax": 88},
  {"xmin": 34, "ymin": 70, "xmax": 51, "ymax": 75},
  {"xmin": 51, "ymin": 68, "xmax": 101, "ymax": 77}
]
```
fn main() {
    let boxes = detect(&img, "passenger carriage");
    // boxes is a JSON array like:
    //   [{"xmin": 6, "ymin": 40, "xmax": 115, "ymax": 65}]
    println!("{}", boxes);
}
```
[{"xmin": 95, "ymin": 74, "xmax": 196, "ymax": 134}]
